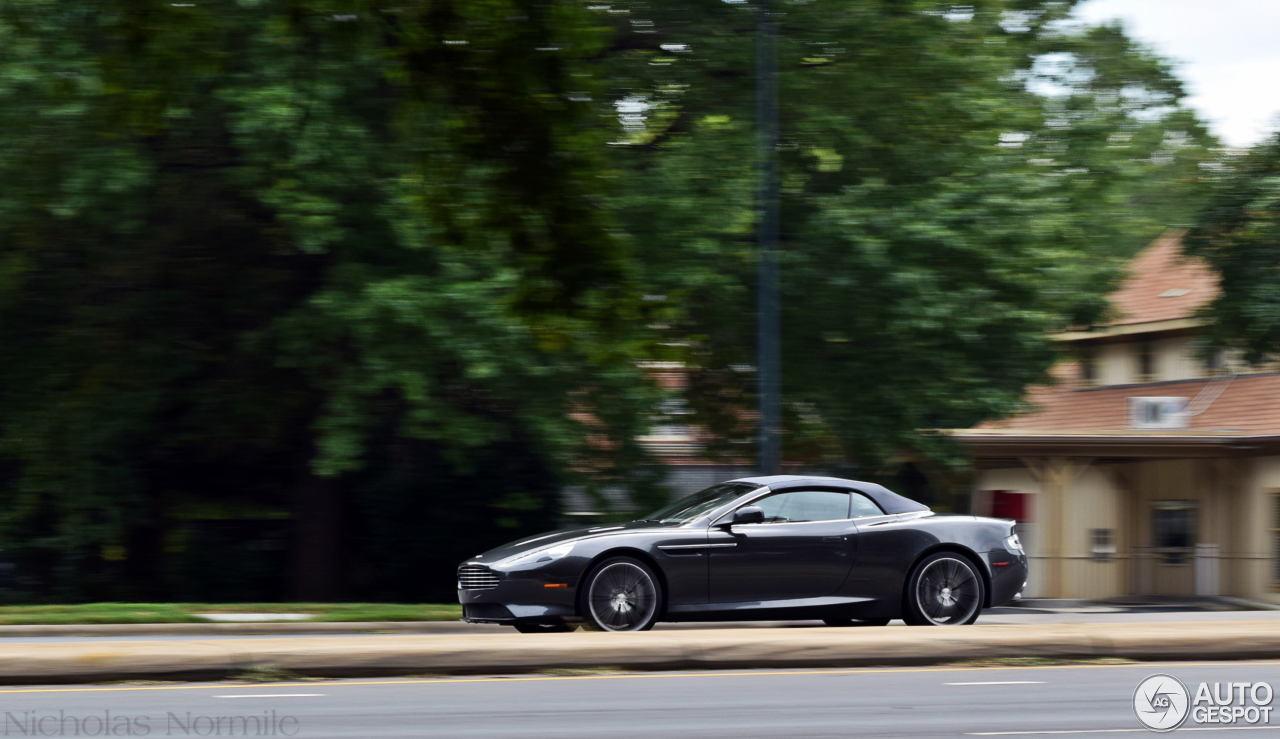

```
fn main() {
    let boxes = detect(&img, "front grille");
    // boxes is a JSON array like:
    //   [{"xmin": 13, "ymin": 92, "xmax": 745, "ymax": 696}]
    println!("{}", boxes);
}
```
[{"xmin": 458, "ymin": 565, "xmax": 500, "ymax": 590}]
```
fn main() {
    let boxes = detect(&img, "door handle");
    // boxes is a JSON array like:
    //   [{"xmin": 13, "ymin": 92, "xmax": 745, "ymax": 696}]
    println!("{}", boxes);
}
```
[{"xmin": 822, "ymin": 536, "xmax": 844, "ymax": 542}]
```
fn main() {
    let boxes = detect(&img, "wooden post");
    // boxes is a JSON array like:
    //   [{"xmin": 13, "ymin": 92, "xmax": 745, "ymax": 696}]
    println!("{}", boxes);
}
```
[
  {"xmin": 1110, "ymin": 464, "xmax": 1140, "ymax": 595},
  {"xmin": 1021, "ymin": 457, "xmax": 1091, "ymax": 598}
]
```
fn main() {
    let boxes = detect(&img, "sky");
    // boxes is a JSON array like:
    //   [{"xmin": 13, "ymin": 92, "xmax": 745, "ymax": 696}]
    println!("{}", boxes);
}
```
[{"xmin": 1075, "ymin": 0, "xmax": 1280, "ymax": 148}]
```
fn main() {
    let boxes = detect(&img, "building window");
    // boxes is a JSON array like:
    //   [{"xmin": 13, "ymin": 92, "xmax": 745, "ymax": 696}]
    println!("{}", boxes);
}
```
[
  {"xmin": 1079, "ymin": 347, "xmax": 1098, "ymax": 388},
  {"xmin": 1138, "ymin": 342, "xmax": 1156, "ymax": 383},
  {"xmin": 1090, "ymin": 528, "xmax": 1115, "ymax": 562},
  {"xmin": 1153, "ymin": 501, "xmax": 1196, "ymax": 565}
]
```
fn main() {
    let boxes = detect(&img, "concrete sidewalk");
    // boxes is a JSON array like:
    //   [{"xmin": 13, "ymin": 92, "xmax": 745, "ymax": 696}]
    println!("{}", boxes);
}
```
[
  {"xmin": 0, "ymin": 620, "xmax": 1277, "ymax": 685},
  {"xmin": 0, "ymin": 596, "xmax": 1274, "ymax": 640}
]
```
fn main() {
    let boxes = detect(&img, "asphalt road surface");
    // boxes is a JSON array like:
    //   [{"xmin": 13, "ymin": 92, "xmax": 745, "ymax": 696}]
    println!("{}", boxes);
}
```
[{"xmin": 1, "ymin": 661, "xmax": 1278, "ymax": 738}]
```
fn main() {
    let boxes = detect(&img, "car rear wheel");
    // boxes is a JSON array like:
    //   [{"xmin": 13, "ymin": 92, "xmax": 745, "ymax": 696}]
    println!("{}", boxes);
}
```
[
  {"xmin": 513, "ymin": 622, "xmax": 573, "ymax": 634},
  {"xmin": 822, "ymin": 618, "xmax": 891, "ymax": 627},
  {"xmin": 580, "ymin": 557, "xmax": 662, "ymax": 632},
  {"xmin": 904, "ymin": 552, "xmax": 983, "ymax": 626}
]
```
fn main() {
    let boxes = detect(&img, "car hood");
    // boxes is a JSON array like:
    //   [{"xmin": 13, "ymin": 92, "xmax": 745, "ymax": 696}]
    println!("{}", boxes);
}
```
[{"xmin": 469, "ymin": 520, "xmax": 671, "ymax": 565}]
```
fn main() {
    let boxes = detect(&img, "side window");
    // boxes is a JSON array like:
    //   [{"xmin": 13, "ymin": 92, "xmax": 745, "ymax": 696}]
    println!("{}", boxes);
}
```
[
  {"xmin": 849, "ymin": 492, "xmax": 884, "ymax": 518},
  {"xmin": 753, "ymin": 491, "xmax": 850, "ymax": 523}
]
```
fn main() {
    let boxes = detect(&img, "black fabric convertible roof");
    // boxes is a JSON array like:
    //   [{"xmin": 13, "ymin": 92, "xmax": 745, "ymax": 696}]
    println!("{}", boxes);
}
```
[{"xmin": 728, "ymin": 475, "xmax": 931, "ymax": 515}]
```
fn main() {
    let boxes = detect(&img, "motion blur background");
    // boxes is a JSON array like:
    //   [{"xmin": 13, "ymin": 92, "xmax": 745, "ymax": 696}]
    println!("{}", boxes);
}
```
[{"xmin": 0, "ymin": 0, "xmax": 1277, "ymax": 605}]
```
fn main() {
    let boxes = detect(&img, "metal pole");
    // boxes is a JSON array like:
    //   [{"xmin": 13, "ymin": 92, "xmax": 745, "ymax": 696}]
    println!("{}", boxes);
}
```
[{"xmin": 756, "ymin": 0, "xmax": 781, "ymax": 475}]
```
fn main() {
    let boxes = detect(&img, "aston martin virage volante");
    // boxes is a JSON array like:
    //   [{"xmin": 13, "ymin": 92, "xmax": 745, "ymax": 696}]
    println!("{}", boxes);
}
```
[{"xmin": 457, "ymin": 475, "xmax": 1028, "ymax": 632}]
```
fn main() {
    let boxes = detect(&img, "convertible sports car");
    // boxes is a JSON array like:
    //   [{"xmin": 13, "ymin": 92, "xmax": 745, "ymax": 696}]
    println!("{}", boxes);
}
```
[{"xmin": 457, "ymin": 475, "xmax": 1028, "ymax": 632}]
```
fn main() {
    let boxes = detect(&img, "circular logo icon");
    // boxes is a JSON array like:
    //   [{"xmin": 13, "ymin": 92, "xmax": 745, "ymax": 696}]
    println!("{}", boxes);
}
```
[{"xmin": 1133, "ymin": 674, "xmax": 1190, "ymax": 732}]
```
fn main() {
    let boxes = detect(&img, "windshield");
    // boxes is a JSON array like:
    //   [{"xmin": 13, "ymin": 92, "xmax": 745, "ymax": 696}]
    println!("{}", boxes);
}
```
[{"xmin": 640, "ymin": 482, "xmax": 762, "ymax": 524}]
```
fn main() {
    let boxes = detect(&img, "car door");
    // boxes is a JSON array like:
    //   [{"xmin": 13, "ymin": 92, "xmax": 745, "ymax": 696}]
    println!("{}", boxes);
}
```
[
  {"xmin": 839, "ymin": 492, "xmax": 924, "ymax": 602},
  {"xmin": 707, "ymin": 489, "xmax": 857, "ymax": 603}
]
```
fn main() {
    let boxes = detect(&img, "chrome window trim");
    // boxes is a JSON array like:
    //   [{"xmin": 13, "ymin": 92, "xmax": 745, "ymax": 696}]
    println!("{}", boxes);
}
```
[
  {"xmin": 699, "ymin": 485, "xmax": 772, "ymax": 526},
  {"xmin": 710, "ymin": 487, "xmax": 886, "ymax": 527}
]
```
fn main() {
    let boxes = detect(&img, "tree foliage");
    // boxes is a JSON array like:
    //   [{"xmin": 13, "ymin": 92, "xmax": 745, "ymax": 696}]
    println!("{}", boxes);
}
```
[
  {"xmin": 598, "ymin": 0, "xmax": 1214, "ymax": 470},
  {"xmin": 0, "ymin": 0, "xmax": 654, "ymax": 599},
  {"xmin": 1186, "ymin": 133, "xmax": 1280, "ymax": 362}
]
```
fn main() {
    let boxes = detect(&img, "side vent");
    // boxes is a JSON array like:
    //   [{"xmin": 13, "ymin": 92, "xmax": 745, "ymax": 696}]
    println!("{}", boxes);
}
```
[{"xmin": 1128, "ymin": 397, "xmax": 1189, "ymax": 430}]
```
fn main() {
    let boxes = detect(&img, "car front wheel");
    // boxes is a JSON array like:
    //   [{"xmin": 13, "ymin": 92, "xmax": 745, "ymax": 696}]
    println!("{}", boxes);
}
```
[
  {"xmin": 580, "ymin": 556, "xmax": 662, "ymax": 632},
  {"xmin": 904, "ymin": 552, "xmax": 983, "ymax": 626}
]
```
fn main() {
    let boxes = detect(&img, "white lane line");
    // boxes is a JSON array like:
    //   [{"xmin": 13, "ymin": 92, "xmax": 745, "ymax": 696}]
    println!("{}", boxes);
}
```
[
  {"xmin": 968, "ymin": 727, "xmax": 1280, "ymax": 736},
  {"xmin": 947, "ymin": 681, "xmax": 1047, "ymax": 686},
  {"xmin": 966, "ymin": 731, "xmax": 1145, "ymax": 736},
  {"xmin": 966, "ymin": 731, "xmax": 1146, "ymax": 736},
  {"xmin": 214, "ymin": 694, "xmax": 324, "ymax": 699},
  {"xmin": 1175, "ymin": 730, "xmax": 1280, "ymax": 733}
]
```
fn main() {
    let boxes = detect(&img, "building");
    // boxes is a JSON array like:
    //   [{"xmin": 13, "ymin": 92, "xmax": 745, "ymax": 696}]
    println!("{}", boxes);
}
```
[
  {"xmin": 950, "ymin": 231, "xmax": 1280, "ymax": 603},
  {"xmin": 560, "ymin": 362, "xmax": 753, "ymax": 523}
]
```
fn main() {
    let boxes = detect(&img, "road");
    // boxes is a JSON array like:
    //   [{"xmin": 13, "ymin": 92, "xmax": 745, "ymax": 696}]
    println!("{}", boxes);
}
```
[{"xmin": 1, "ymin": 661, "xmax": 1277, "ymax": 738}]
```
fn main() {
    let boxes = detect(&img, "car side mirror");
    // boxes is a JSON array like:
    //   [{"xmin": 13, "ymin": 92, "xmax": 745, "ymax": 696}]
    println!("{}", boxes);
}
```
[{"xmin": 731, "ymin": 505, "xmax": 765, "ymax": 526}]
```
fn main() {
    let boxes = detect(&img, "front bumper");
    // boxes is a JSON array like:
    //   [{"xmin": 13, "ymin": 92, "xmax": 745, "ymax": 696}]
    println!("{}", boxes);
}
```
[{"xmin": 457, "ymin": 561, "xmax": 580, "ymax": 624}]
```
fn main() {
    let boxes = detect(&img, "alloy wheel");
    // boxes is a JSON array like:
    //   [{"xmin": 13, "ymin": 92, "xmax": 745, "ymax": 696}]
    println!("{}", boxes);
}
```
[
  {"xmin": 914, "ymin": 556, "xmax": 981, "ymax": 625},
  {"xmin": 587, "ymin": 561, "xmax": 658, "ymax": 631}
]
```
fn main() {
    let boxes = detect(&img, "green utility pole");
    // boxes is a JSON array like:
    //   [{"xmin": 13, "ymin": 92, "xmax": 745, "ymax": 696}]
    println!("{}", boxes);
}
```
[{"xmin": 756, "ymin": 0, "xmax": 781, "ymax": 475}]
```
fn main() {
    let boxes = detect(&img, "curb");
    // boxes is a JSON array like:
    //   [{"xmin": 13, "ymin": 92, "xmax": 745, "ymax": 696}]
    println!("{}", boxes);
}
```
[{"xmin": 0, "ymin": 620, "xmax": 1276, "ymax": 685}]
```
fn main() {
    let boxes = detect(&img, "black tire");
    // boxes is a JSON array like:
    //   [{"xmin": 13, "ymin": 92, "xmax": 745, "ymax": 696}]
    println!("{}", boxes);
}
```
[
  {"xmin": 513, "ymin": 622, "xmax": 573, "ymax": 634},
  {"xmin": 579, "ymin": 556, "xmax": 663, "ymax": 632},
  {"xmin": 823, "ymin": 617, "xmax": 891, "ymax": 627},
  {"xmin": 903, "ymin": 552, "xmax": 984, "ymax": 626}
]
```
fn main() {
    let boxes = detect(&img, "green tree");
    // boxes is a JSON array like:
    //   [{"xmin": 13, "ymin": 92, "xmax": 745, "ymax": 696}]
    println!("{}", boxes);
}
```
[
  {"xmin": 594, "ymin": 0, "xmax": 1215, "ymax": 481},
  {"xmin": 0, "ymin": 0, "xmax": 656, "ymax": 600},
  {"xmin": 1186, "ymin": 133, "xmax": 1280, "ymax": 362}
]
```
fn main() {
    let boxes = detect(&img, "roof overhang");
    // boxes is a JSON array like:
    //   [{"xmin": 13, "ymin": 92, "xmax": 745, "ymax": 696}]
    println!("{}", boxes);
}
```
[
  {"xmin": 1051, "ymin": 317, "xmax": 1207, "ymax": 343},
  {"xmin": 942, "ymin": 429, "xmax": 1280, "ymax": 464}
]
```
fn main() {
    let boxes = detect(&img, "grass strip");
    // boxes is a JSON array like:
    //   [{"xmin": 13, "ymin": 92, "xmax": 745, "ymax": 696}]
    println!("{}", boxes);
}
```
[{"xmin": 0, "ymin": 603, "xmax": 462, "ymax": 625}]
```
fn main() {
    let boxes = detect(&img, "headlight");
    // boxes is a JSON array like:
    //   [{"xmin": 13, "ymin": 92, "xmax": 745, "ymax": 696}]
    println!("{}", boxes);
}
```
[
  {"xmin": 1004, "ymin": 533, "xmax": 1024, "ymax": 553},
  {"xmin": 498, "ymin": 542, "xmax": 575, "ymax": 566}
]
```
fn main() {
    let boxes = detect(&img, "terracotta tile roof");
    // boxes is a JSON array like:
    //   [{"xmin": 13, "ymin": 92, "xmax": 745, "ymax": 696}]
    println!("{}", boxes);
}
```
[
  {"xmin": 977, "ymin": 369, "xmax": 1280, "ymax": 435},
  {"xmin": 963, "ymin": 232, "xmax": 1249, "ymax": 438},
  {"xmin": 1105, "ymin": 230, "xmax": 1218, "ymax": 326}
]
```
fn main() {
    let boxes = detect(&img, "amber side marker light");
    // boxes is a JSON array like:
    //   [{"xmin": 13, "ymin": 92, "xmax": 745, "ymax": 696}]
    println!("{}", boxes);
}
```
[{"xmin": 544, "ymin": 583, "xmax": 568, "ymax": 588}]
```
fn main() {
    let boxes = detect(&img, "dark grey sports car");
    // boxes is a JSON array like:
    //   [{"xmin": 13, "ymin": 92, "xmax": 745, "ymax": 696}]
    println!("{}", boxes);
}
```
[{"xmin": 457, "ymin": 475, "xmax": 1027, "ymax": 632}]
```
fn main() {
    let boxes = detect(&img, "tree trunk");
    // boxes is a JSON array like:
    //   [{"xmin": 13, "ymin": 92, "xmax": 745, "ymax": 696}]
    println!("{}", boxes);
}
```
[{"xmin": 289, "ymin": 473, "xmax": 345, "ymax": 600}]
